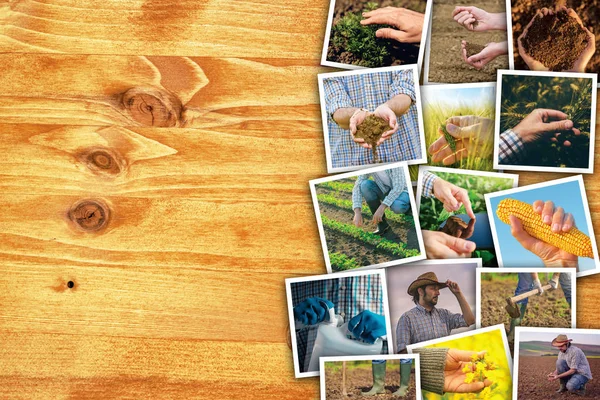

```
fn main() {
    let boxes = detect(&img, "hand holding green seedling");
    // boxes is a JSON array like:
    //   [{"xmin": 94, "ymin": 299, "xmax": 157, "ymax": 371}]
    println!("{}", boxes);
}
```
[
  {"xmin": 512, "ymin": 109, "xmax": 580, "ymax": 144},
  {"xmin": 360, "ymin": 7, "xmax": 424, "ymax": 43},
  {"xmin": 373, "ymin": 104, "xmax": 399, "ymax": 145},
  {"xmin": 432, "ymin": 177, "xmax": 476, "ymax": 219},
  {"xmin": 452, "ymin": 6, "xmax": 506, "ymax": 31},
  {"xmin": 429, "ymin": 115, "xmax": 493, "ymax": 165},
  {"xmin": 518, "ymin": 7, "xmax": 595, "ymax": 72},
  {"xmin": 423, "ymin": 230, "xmax": 476, "ymax": 258},
  {"xmin": 461, "ymin": 41, "xmax": 508, "ymax": 70}
]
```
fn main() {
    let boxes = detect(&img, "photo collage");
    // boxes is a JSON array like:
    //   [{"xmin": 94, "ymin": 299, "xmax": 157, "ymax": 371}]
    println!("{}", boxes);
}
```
[{"xmin": 287, "ymin": 0, "xmax": 599, "ymax": 398}]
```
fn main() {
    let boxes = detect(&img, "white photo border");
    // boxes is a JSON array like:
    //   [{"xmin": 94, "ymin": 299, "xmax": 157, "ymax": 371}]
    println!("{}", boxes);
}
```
[
  {"xmin": 493, "ymin": 69, "xmax": 598, "ymax": 174},
  {"xmin": 318, "ymin": 65, "xmax": 427, "ymax": 174},
  {"xmin": 310, "ymin": 161, "xmax": 426, "ymax": 274},
  {"xmin": 475, "ymin": 267, "xmax": 577, "ymax": 329},
  {"xmin": 484, "ymin": 175, "xmax": 600, "ymax": 278},
  {"xmin": 319, "ymin": 354, "xmax": 422, "ymax": 400},
  {"xmin": 513, "ymin": 327, "xmax": 600, "ymax": 400},
  {"xmin": 286, "ymin": 269, "xmax": 394, "ymax": 378},
  {"xmin": 320, "ymin": 0, "xmax": 433, "ymax": 76}
]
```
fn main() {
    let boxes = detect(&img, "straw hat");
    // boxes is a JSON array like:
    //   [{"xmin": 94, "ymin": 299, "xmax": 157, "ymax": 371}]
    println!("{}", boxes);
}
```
[
  {"xmin": 551, "ymin": 334, "xmax": 574, "ymax": 347},
  {"xmin": 407, "ymin": 272, "xmax": 448, "ymax": 296}
]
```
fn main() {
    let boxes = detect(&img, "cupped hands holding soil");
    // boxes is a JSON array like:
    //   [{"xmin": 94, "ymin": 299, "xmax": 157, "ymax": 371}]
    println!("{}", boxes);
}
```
[
  {"xmin": 518, "ymin": 7, "xmax": 594, "ymax": 71},
  {"xmin": 354, "ymin": 115, "xmax": 390, "ymax": 163}
]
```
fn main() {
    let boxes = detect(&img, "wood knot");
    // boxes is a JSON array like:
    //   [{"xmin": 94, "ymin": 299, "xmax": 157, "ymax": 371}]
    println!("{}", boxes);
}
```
[
  {"xmin": 80, "ymin": 148, "xmax": 124, "ymax": 175},
  {"xmin": 69, "ymin": 199, "xmax": 110, "ymax": 232},
  {"xmin": 122, "ymin": 87, "xmax": 183, "ymax": 127}
]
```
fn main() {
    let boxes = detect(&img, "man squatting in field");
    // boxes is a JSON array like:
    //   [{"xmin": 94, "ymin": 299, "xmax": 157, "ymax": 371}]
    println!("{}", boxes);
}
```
[
  {"xmin": 508, "ymin": 272, "xmax": 571, "ymax": 342},
  {"xmin": 362, "ymin": 272, "xmax": 475, "ymax": 396},
  {"xmin": 291, "ymin": 275, "xmax": 387, "ymax": 374},
  {"xmin": 548, "ymin": 334, "xmax": 592, "ymax": 396},
  {"xmin": 324, "ymin": 69, "xmax": 421, "ymax": 170},
  {"xmin": 352, "ymin": 166, "xmax": 410, "ymax": 235}
]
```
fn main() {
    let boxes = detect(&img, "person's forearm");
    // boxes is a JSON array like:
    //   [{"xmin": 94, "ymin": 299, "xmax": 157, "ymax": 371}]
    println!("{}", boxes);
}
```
[
  {"xmin": 385, "ymin": 94, "xmax": 412, "ymax": 116},
  {"xmin": 456, "ymin": 292, "xmax": 475, "ymax": 325},
  {"xmin": 333, "ymin": 107, "xmax": 360, "ymax": 130},
  {"xmin": 489, "ymin": 12, "xmax": 507, "ymax": 30}
]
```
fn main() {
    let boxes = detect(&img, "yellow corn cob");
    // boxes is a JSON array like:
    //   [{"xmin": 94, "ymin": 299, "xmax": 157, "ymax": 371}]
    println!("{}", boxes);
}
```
[{"xmin": 496, "ymin": 198, "xmax": 594, "ymax": 258}]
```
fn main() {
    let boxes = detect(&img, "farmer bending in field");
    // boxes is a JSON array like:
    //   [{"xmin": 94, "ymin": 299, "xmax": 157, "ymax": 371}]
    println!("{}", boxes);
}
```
[
  {"xmin": 509, "ymin": 200, "xmax": 581, "ymax": 268},
  {"xmin": 452, "ymin": 6, "xmax": 508, "ymax": 70},
  {"xmin": 419, "ymin": 171, "xmax": 478, "ymax": 259},
  {"xmin": 324, "ymin": 69, "xmax": 422, "ymax": 169},
  {"xmin": 548, "ymin": 334, "xmax": 592, "ymax": 396},
  {"xmin": 507, "ymin": 272, "xmax": 571, "ymax": 342},
  {"xmin": 352, "ymin": 167, "xmax": 410, "ymax": 235}
]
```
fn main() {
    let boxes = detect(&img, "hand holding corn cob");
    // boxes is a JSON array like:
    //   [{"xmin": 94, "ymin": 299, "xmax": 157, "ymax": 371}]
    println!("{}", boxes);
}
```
[{"xmin": 496, "ymin": 198, "xmax": 592, "ymax": 267}]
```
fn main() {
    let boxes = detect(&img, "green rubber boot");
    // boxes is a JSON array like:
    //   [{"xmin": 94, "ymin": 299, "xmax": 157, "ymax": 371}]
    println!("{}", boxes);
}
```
[
  {"xmin": 507, "ymin": 303, "xmax": 527, "ymax": 343},
  {"xmin": 362, "ymin": 362, "xmax": 386, "ymax": 396},
  {"xmin": 392, "ymin": 362, "xmax": 412, "ymax": 397}
]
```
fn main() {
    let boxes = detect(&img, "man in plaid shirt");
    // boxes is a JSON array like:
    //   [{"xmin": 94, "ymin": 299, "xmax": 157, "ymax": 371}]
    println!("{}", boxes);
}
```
[
  {"xmin": 291, "ymin": 274, "xmax": 387, "ymax": 374},
  {"xmin": 352, "ymin": 166, "xmax": 410, "ymax": 235},
  {"xmin": 323, "ymin": 69, "xmax": 422, "ymax": 170},
  {"xmin": 396, "ymin": 271, "xmax": 475, "ymax": 354}
]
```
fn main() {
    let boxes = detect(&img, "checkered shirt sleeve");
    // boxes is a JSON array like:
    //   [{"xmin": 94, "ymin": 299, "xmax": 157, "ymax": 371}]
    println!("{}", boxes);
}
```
[
  {"xmin": 438, "ymin": 308, "xmax": 468, "ymax": 331},
  {"xmin": 290, "ymin": 274, "xmax": 388, "ymax": 373},
  {"xmin": 498, "ymin": 129, "xmax": 525, "ymax": 164},
  {"xmin": 396, "ymin": 313, "xmax": 412, "ymax": 353},
  {"xmin": 324, "ymin": 77, "xmax": 353, "ymax": 118},
  {"xmin": 421, "ymin": 171, "xmax": 437, "ymax": 198},
  {"xmin": 389, "ymin": 70, "xmax": 416, "ymax": 103}
]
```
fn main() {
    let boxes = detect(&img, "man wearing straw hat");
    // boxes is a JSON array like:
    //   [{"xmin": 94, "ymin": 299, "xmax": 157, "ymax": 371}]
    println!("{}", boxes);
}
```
[{"xmin": 548, "ymin": 334, "xmax": 592, "ymax": 396}]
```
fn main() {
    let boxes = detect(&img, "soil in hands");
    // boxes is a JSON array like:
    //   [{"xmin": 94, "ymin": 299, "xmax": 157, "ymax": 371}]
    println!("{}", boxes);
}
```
[
  {"xmin": 465, "ymin": 41, "xmax": 486, "ymax": 58},
  {"xmin": 521, "ymin": 10, "xmax": 589, "ymax": 71},
  {"xmin": 518, "ymin": 357, "xmax": 600, "ymax": 399},
  {"xmin": 354, "ymin": 115, "xmax": 389, "ymax": 163},
  {"xmin": 512, "ymin": 0, "xmax": 600, "ymax": 73},
  {"xmin": 325, "ymin": 365, "xmax": 416, "ymax": 399}
]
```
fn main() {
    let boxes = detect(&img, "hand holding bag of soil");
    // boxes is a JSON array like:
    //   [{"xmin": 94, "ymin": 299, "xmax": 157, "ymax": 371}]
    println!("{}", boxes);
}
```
[{"xmin": 517, "ymin": 6, "xmax": 596, "ymax": 72}]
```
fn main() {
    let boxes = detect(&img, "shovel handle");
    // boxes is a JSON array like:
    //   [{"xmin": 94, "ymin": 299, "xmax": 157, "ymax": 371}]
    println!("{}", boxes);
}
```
[{"xmin": 510, "ymin": 284, "xmax": 552, "ymax": 303}]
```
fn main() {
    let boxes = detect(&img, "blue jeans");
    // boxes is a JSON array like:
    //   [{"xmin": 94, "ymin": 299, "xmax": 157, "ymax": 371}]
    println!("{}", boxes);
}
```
[
  {"xmin": 360, "ymin": 180, "xmax": 410, "ymax": 215},
  {"xmin": 515, "ymin": 273, "xmax": 571, "ymax": 307},
  {"xmin": 557, "ymin": 359, "xmax": 589, "ymax": 391},
  {"xmin": 372, "ymin": 359, "xmax": 412, "ymax": 365}
]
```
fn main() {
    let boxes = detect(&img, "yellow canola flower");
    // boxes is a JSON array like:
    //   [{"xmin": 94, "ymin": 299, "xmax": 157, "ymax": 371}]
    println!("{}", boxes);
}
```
[
  {"xmin": 464, "ymin": 373, "xmax": 475, "ymax": 384},
  {"xmin": 476, "ymin": 362, "xmax": 486, "ymax": 373},
  {"xmin": 470, "ymin": 354, "xmax": 480, "ymax": 362},
  {"xmin": 462, "ymin": 363, "xmax": 472, "ymax": 373}
]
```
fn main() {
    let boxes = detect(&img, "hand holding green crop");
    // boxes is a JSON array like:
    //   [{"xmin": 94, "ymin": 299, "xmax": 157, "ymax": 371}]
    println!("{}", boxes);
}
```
[
  {"xmin": 512, "ymin": 109, "xmax": 580, "ymax": 144},
  {"xmin": 360, "ymin": 7, "xmax": 424, "ymax": 43},
  {"xmin": 429, "ymin": 115, "xmax": 493, "ymax": 166}
]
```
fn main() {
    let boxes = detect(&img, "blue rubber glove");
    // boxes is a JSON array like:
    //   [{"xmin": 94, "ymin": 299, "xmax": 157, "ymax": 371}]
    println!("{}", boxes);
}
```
[
  {"xmin": 293, "ymin": 297, "xmax": 334, "ymax": 326},
  {"xmin": 348, "ymin": 310, "xmax": 386, "ymax": 344}
]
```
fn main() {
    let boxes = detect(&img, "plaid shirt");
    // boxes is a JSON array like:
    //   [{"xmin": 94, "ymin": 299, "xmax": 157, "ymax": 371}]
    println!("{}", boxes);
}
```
[
  {"xmin": 352, "ymin": 167, "xmax": 407, "ymax": 209},
  {"xmin": 396, "ymin": 304, "xmax": 467, "ymax": 353},
  {"xmin": 324, "ymin": 69, "xmax": 422, "ymax": 169},
  {"xmin": 421, "ymin": 171, "xmax": 438, "ymax": 198},
  {"xmin": 558, "ymin": 345, "xmax": 593, "ymax": 380},
  {"xmin": 498, "ymin": 129, "xmax": 526, "ymax": 164},
  {"xmin": 291, "ymin": 275, "xmax": 388, "ymax": 373}
]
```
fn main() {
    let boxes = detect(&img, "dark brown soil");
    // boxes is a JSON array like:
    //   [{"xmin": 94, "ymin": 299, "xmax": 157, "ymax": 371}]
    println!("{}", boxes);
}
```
[
  {"xmin": 428, "ymin": 0, "xmax": 508, "ymax": 83},
  {"xmin": 521, "ymin": 10, "xmax": 589, "ymax": 71},
  {"xmin": 354, "ymin": 115, "xmax": 389, "ymax": 163},
  {"xmin": 325, "ymin": 364, "xmax": 417, "ymax": 399},
  {"xmin": 512, "ymin": 0, "xmax": 600, "ymax": 73},
  {"xmin": 465, "ymin": 41, "xmax": 486, "ymax": 58},
  {"xmin": 518, "ymin": 357, "xmax": 600, "ymax": 399}
]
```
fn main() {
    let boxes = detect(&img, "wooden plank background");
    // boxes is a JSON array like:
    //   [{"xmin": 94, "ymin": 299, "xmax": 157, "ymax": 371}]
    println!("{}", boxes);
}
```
[{"xmin": 0, "ymin": 0, "xmax": 599, "ymax": 398}]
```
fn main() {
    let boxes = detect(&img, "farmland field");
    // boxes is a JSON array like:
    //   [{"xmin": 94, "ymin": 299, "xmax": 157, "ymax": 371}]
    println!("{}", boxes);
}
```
[
  {"xmin": 324, "ymin": 360, "xmax": 417, "ymax": 399},
  {"xmin": 315, "ymin": 177, "xmax": 420, "ymax": 271},
  {"xmin": 518, "ymin": 357, "xmax": 600, "ymax": 399},
  {"xmin": 326, "ymin": 0, "xmax": 427, "ymax": 67},
  {"xmin": 480, "ymin": 275, "xmax": 571, "ymax": 330},
  {"xmin": 428, "ymin": 0, "xmax": 509, "ymax": 83}
]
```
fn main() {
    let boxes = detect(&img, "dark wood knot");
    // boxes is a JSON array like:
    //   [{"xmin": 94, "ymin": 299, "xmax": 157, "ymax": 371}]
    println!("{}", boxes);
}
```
[
  {"xmin": 81, "ymin": 148, "xmax": 123, "ymax": 175},
  {"xmin": 69, "ymin": 199, "xmax": 110, "ymax": 232},
  {"xmin": 122, "ymin": 87, "xmax": 183, "ymax": 127}
]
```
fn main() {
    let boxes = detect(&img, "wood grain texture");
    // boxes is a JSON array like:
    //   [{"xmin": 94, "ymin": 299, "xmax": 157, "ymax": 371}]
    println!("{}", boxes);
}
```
[
  {"xmin": 1, "ymin": 0, "xmax": 600, "ymax": 397},
  {"xmin": 0, "ymin": 0, "xmax": 329, "ymax": 57}
]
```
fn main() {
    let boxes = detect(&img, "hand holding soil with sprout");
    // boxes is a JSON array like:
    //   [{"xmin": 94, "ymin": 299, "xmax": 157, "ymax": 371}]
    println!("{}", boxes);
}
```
[
  {"xmin": 360, "ymin": 7, "xmax": 424, "ymax": 43},
  {"xmin": 518, "ymin": 7, "xmax": 595, "ymax": 72},
  {"xmin": 452, "ymin": 6, "xmax": 507, "ymax": 32},
  {"xmin": 461, "ymin": 41, "xmax": 508, "ymax": 70},
  {"xmin": 507, "ymin": 200, "xmax": 579, "ymax": 267},
  {"xmin": 429, "ymin": 115, "xmax": 494, "ymax": 166}
]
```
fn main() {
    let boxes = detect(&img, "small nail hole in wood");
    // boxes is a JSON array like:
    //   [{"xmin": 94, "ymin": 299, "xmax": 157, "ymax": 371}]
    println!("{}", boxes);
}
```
[{"xmin": 67, "ymin": 281, "xmax": 75, "ymax": 289}]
